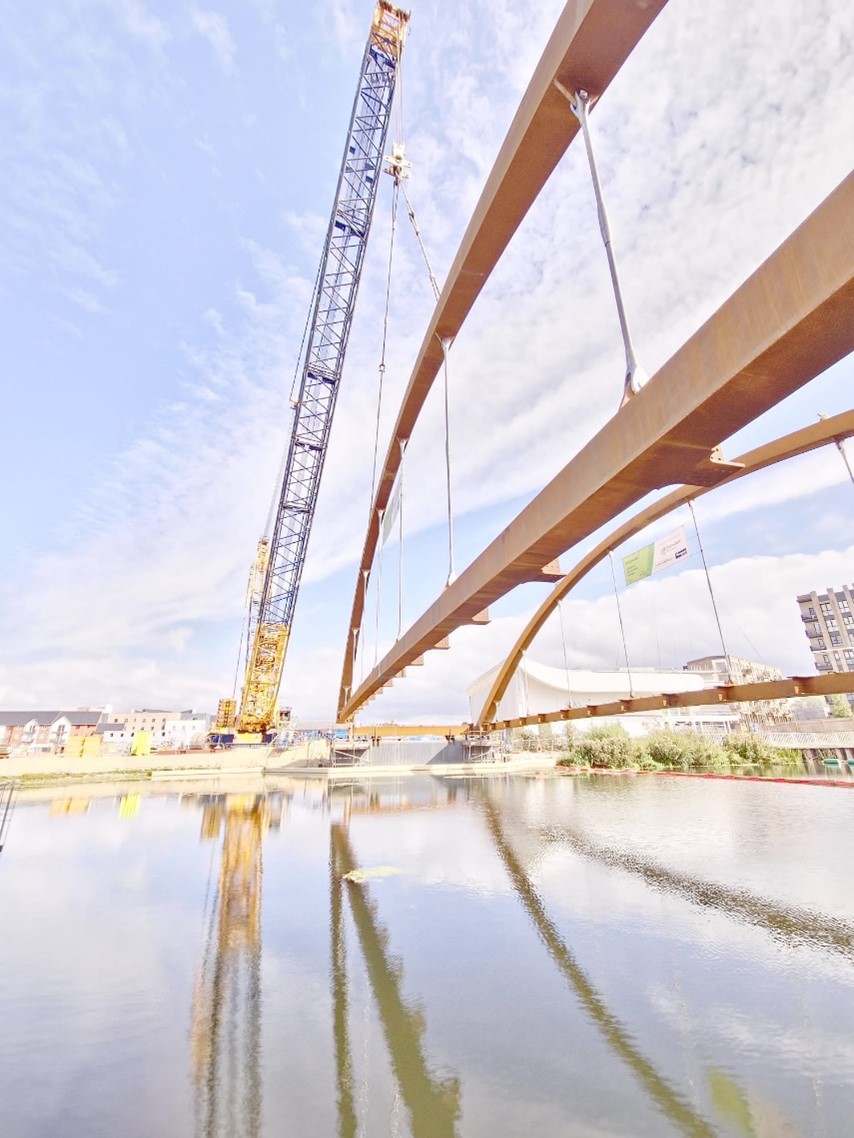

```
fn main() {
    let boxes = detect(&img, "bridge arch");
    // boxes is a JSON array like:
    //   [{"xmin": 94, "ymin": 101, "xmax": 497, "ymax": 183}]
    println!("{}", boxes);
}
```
[{"xmin": 475, "ymin": 411, "xmax": 854, "ymax": 726}]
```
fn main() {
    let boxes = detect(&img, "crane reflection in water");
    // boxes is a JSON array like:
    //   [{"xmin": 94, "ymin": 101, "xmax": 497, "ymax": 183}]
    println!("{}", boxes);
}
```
[
  {"xmin": 185, "ymin": 779, "xmax": 805, "ymax": 1137},
  {"xmin": 191, "ymin": 794, "xmax": 278, "ymax": 1138},
  {"xmin": 188, "ymin": 783, "xmax": 461, "ymax": 1138}
]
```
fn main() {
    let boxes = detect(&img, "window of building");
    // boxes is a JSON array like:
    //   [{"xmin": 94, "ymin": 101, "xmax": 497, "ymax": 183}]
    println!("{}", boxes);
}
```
[
  {"xmin": 844, "ymin": 650, "xmax": 854, "ymax": 664},
  {"xmin": 816, "ymin": 639, "xmax": 826, "ymax": 649},
  {"xmin": 823, "ymin": 654, "xmax": 830, "ymax": 664},
  {"xmin": 839, "ymin": 597, "xmax": 850, "ymax": 610},
  {"xmin": 834, "ymin": 652, "xmax": 842, "ymax": 662},
  {"xmin": 844, "ymin": 615, "xmax": 854, "ymax": 627},
  {"xmin": 821, "ymin": 602, "xmax": 833, "ymax": 615},
  {"xmin": 830, "ymin": 633, "xmax": 842, "ymax": 646},
  {"xmin": 827, "ymin": 618, "xmax": 838, "ymax": 631}
]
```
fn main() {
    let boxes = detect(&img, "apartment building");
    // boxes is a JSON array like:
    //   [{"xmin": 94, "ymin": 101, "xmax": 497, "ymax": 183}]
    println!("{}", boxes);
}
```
[
  {"xmin": 684, "ymin": 655, "xmax": 794, "ymax": 727},
  {"xmin": 101, "ymin": 709, "xmax": 211, "ymax": 748},
  {"xmin": 797, "ymin": 584, "xmax": 854, "ymax": 707},
  {"xmin": 0, "ymin": 710, "xmax": 104, "ymax": 751}
]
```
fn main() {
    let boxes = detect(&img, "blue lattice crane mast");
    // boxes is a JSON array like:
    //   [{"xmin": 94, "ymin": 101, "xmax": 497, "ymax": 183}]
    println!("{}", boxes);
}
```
[{"xmin": 215, "ymin": 3, "xmax": 409, "ymax": 740}]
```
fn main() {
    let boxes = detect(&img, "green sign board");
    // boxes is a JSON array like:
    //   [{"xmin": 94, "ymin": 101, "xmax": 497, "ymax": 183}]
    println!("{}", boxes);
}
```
[{"xmin": 621, "ymin": 542, "xmax": 655, "ymax": 585}]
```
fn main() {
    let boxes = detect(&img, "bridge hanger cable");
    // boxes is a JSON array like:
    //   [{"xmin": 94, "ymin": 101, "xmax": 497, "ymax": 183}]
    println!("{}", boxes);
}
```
[
  {"xmin": 397, "ymin": 437, "xmax": 406, "ymax": 640},
  {"xmin": 440, "ymin": 336, "xmax": 456, "ymax": 586},
  {"xmin": 401, "ymin": 184, "xmax": 440, "ymax": 301},
  {"xmin": 554, "ymin": 82, "xmax": 648, "ymax": 409},
  {"xmin": 400, "ymin": 179, "xmax": 455, "ymax": 589},
  {"xmin": 405, "ymin": 193, "xmax": 454, "ymax": 588},
  {"xmin": 362, "ymin": 158, "xmax": 405, "ymax": 678},
  {"xmin": 374, "ymin": 509, "xmax": 385, "ymax": 668},
  {"xmin": 358, "ymin": 569, "xmax": 369, "ymax": 685},
  {"xmin": 688, "ymin": 500, "xmax": 733, "ymax": 684},
  {"xmin": 608, "ymin": 552, "xmax": 635, "ymax": 698},
  {"xmin": 557, "ymin": 600, "xmax": 574, "ymax": 710},
  {"xmin": 369, "ymin": 179, "xmax": 401, "ymax": 505}
]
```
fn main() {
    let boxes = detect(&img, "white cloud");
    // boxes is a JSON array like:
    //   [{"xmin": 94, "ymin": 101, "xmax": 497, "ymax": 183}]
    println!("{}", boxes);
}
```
[
  {"xmin": 62, "ymin": 285, "xmax": 109, "ymax": 313},
  {"xmin": 115, "ymin": 0, "xmax": 171, "ymax": 51},
  {"xmin": 315, "ymin": 0, "xmax": 361, "ymax": 60},
  {"xmin": 191, "ymin": 9, "xmax": 237, "ymax": 74}
]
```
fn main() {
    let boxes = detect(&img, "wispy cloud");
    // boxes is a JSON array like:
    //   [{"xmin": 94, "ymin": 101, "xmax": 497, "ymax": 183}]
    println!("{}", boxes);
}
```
[
  {"xmin": 191, "ymin": 9, "xmax": 237, "ymax": 74},
  {"xmin": 0, "ymin": 242, "xmax": 312, "ymax": 666},
  {"xmin": 115, "ymin": 0, "xmax": 171, "ymax": 52}
]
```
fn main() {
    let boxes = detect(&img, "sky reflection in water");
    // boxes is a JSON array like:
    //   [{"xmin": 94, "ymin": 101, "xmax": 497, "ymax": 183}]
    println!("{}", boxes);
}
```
[{"xmin": 0, "ymin": 773, "xmax": 852, "ymax": 1137}]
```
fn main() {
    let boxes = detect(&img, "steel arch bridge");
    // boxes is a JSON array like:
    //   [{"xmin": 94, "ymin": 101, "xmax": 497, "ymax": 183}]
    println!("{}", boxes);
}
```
[{"xmin": 336, "ymin": 0, "xmax": 854, "ymax": 728}]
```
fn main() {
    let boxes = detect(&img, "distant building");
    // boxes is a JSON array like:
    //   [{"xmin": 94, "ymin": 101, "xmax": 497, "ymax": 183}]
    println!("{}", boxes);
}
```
[
  {"xmin": 102, "ymin": 709, "xmax": 211, "ymax": 749},
  {"xmin": 796, "ymin": 584, "xmax": 854, "ymax": 707},
  {"xmin": 0, "ymin": 710, "xmax": 104, "ymax": 751},
  {"xmin": 94, "ymin": 721, "xmax": 127, "ymax": 748},
  {"xmin": 684, "ymin": 655, "xmax": 794, "ymax": 727}
]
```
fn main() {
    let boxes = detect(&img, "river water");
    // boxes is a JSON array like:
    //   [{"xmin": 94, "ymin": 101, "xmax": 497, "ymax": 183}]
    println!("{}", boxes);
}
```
[{"xmin": 0, "ymin": 772, "xmax": 852, "ymax": 1137}]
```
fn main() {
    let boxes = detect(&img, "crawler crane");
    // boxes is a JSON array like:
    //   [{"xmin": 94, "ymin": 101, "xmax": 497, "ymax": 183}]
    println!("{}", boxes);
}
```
[{"xmin": 214, "ymin": 3, "xmax": 409, "ymax": 742}]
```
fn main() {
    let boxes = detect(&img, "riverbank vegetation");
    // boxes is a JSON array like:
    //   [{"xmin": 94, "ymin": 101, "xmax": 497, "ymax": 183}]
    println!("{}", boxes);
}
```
[{"xmin": 553, "ymin": 725, "xmax": 801, "ymax": 772}]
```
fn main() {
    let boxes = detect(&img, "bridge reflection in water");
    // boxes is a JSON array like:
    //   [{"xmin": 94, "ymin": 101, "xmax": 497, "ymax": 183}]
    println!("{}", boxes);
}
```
[{"xmin": 176, "ymin": 774, "xmax": 848, "ymax": 1136}]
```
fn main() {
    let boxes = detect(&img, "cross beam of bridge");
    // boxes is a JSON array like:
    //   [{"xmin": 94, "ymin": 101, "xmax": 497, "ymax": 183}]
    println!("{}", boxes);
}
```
[
  {"xmin": 339, "ymin": 172, "xmax": 854, "ymax": 722},
  {"xmin": 483, "ymin": 672, "xmax": 854, "ymax": 733}
]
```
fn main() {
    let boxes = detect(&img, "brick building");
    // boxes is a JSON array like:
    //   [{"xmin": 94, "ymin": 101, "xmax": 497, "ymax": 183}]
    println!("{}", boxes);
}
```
[{"xmin": 0, "ymin": 710, "xmax": 104, "ymax": 751}]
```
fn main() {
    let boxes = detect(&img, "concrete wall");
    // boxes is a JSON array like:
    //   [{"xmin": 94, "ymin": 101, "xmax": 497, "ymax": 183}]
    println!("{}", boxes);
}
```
[{"xmin": 361, "ymin": 739, "xmax": 467, "ymax": 766}]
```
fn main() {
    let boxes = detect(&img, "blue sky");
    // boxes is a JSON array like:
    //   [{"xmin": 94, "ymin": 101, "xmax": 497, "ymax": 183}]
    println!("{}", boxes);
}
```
[{"xmin": 1, "ymin": 0, "xmax": 852, "ymax": 720}]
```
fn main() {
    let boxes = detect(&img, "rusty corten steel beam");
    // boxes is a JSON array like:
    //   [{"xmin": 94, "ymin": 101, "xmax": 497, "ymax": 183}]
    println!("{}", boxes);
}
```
[
  {"xmin": 475, "ymin": 409, "xmax": 854, "ymax": 725},
  {"xmin": 484, "ymin": 672, "xmax": 854, "ymax": 732},
  {"xmin": 351, "ymin": 722, "xmax": 469, "ymax": 738},
  {"xmin": 338, "ymin": 0, "xmax": 671, "ymax": 719},
  {"xmin": 339, "ymin": 172, "xmax": 854, "ymax": 722}
]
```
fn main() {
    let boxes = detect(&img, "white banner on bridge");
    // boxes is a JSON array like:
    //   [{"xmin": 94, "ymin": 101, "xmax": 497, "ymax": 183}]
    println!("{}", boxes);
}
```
[{"xmin": 651, "ymin": 526, "xmax": 689, "ymax": 574}]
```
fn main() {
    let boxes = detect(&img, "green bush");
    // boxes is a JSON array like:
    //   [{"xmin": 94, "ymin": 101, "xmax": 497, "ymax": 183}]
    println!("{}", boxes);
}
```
[
  {"xmin": 572, "ymin": 724, "xmax": 640, "ymax": 769},
  {"xmin": 556, "ymin": 725, "xmax": 802, "ymax": 774},
  {"xmin": 643, "ymin": 729, "xmax": 728, "ymax": 771},
  {"xmin": 722, "ymin": 731, "xmax": 800, "ymax": 769}
]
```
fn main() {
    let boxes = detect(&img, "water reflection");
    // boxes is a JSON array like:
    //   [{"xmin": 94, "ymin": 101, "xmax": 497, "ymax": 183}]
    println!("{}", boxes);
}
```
[
  {"xmin": 1, "ymin": 775, "xmax": 851, "ymax": 1136},
  {"xmin": 0, "ymin": 780, "xmax": 15, "ymax": 854},
  {"xmin": 330, "ymin": 827, "xmax": 357, "ymax": 1138},
  {"xmin": 191, "ymin": 795, "xmax": 270, "ymax": 1138},
  {"xmin": 331, "ymin": 821, "xmax": 461, "ymax": 1137},
  {"xmin": 479, "ymin": 792, "xmax": 716, "ymax": 1138},
  {"xmin": 540, "ymin": 821, "xmax": 854, "ymax": 958}
]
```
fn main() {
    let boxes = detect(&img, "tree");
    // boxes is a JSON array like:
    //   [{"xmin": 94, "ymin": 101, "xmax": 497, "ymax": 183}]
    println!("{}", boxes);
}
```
[{"xmin": 827, "ymin": 694, "xmax": 853, "ymax": 719}]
